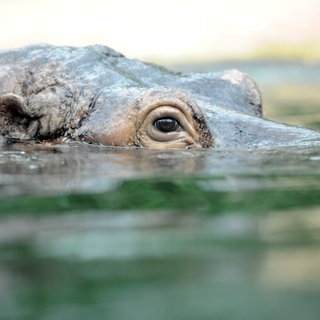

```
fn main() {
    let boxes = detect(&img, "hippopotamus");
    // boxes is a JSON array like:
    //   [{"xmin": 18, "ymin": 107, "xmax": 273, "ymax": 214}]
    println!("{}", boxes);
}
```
[{"xmin": 0, "ymin": 44, "xmax": 319, "ymax": 149}]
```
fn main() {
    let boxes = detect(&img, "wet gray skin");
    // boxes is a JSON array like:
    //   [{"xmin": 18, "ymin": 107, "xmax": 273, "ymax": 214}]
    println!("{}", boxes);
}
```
[{"xmin": 0, "ymin": 44, "xmax": 319, "ymax": 150}]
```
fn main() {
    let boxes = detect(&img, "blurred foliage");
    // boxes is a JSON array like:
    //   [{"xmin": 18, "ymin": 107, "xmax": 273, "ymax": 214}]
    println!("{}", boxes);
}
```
[
  {"xmin": 250, "ymin": 42, "xmax": 320, "ymax": 61},
  {"xmin": 263, "ymin": 85, "xmax": 320, "ymax": 130}
]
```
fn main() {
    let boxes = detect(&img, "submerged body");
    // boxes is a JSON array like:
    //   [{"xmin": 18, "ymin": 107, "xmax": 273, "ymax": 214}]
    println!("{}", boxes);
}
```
[{"xmin": 0, "ymin": 44, "xmax": 319, "ymax": 149}]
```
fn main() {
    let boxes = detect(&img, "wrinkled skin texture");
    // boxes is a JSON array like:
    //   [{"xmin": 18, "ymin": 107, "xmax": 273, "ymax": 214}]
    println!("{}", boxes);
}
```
[{"xmin": 0, "ymin": 44, "xmax": 319, "ymax": 149}]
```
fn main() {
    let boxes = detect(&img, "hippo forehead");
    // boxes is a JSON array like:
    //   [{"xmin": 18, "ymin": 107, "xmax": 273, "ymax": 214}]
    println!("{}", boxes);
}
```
[
  {"xmin": 86, "ymin": 45, "xmax": 263, "ymax": 118},
  {"xmin": 4, "ymin": 44, "xmax": 261, "ymax": 116}
]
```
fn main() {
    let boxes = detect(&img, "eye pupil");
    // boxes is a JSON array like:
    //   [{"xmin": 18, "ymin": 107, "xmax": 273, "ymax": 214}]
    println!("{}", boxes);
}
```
[{"xmin": 154, "ymin": 118, "xmax": 180, "ymax": 133}]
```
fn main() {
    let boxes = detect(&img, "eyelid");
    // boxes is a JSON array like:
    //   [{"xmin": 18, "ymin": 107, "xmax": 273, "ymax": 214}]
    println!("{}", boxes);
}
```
[
  {"xmin": 131, "ymin": 88, "xmax": 212, "ymax": 148},
  {"xmin": 140, "ymin": 105, "xmax": 200, "ymax": 144}
]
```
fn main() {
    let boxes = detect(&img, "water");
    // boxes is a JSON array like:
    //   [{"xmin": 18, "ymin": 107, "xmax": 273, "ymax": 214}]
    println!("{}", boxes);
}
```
[
  {"xmin": 0, "ymin": 143, "xmax": 320, "ymax": 320},
  {"xmin": 1, "ymin": 60, "xmax": 320, "ymax": 319}
]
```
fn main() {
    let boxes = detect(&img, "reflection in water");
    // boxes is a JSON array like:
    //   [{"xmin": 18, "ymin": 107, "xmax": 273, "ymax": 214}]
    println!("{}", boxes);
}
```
[
  {"xmin": 1, "ymin": 208, "xmax": 320, "ymax": 319},
  {"xmin": 0, "ymin": 142, "xmax": 320, "ymax": 197},
  {"xmin": 0, "ymin": 143, "xmax": 320, "ymax": 319},
  {"xmin": 0, "ymin": 143, "xmax": 207, "ymax": 197}
]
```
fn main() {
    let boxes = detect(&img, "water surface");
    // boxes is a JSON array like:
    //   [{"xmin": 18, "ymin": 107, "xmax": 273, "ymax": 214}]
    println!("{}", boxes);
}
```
[{"xmin": 1, "ymin": 142, "xmax": 320, "ymax": 320}]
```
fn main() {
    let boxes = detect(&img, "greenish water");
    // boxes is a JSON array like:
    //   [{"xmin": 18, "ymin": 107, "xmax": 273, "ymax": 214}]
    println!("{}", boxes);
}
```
[
  {"xmin": 1, "ymin": 144, "xmax": 320, "ymax": 320},
  {"xmin": 1, "ymin": 60, "xmax": 320, "ymax": 320}
]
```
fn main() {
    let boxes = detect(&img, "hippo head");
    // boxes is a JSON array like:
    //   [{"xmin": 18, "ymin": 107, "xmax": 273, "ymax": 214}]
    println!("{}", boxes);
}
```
[
  {"xmin": 74, "ymin": 68, "xmax": 262, "ymax": 149},
  {"xmin": 0, "ymin": 45, "xmax": 318, "ymax": 149}
]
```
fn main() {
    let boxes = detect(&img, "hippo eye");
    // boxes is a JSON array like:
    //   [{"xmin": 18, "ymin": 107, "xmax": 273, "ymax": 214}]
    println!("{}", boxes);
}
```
[
  {"xmin": 154, "ymin": 117, "xmax": 181, "ymax": 133},
  {"xmin": 136, "ymin": 101, "xmax": 203, "ymax": 149}
]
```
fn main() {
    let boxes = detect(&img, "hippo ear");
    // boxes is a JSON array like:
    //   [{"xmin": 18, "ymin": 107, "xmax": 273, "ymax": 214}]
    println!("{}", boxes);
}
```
[
  {"xmin": 220, "ymin": 70, "xmax": 263, "ymax": 117},
  {"xmin": 0, "ymin": 93, "xmax": 39, "ymax": 141},
  {"xmin": 183, "ymin": 69, "xmax": 263, "ymax": 117}
]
